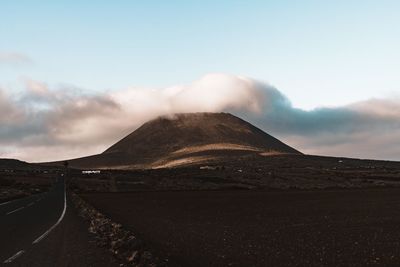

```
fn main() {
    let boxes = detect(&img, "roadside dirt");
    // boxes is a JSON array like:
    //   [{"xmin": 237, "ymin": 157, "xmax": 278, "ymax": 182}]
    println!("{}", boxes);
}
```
[{"xmin": 72, "ymin": 192, "xmax": 166, "ymax": 267}]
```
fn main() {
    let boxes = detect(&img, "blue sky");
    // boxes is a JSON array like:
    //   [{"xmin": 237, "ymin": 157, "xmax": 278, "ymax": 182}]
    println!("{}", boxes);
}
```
[
  {"xmin": 1, "ymin": 0, "xmax": 399, "ymax": 109},
  {"xmin": 1, "ymin": 1, "xmax": 400, "ymax": 161}
]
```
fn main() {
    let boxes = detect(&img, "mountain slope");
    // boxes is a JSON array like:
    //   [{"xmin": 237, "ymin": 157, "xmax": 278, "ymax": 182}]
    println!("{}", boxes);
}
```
[
  {"xmin": 0, "ymin": 159, "xmax": 42, "ymax": 171},
  {"xmin": 57, "ymin": 112, "xmax": 301, "ymax": 169}
]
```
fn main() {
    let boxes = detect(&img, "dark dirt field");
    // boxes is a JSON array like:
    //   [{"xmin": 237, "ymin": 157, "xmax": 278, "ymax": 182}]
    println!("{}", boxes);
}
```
[
  {"xmin": 69, "ymin": 154, "xmax": 400, "ymax": 193},
  {"xmin": 83, "ymin": 189, "xmax": 400, "ymax": 267},
  {"xmin": 0, "ymin": 172, "xmax": 54, "ymax": 202},
  {"xmin": 0, "ymin": 159, "xmax": 61, "ymax": 202}
]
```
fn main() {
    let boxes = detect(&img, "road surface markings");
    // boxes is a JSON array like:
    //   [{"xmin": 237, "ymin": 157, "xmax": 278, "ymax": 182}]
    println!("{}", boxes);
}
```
[
  {"xmin": 6, "ymin": 206, "xmax": 25, "ymax": 215},
  {"xmin": 3, "ymin": 250, "xmax": 25, "ymax": 264},
  {"xmin": 1, "ymin": 184, "xmax": 60, "ymax": 264},
  {"xmin": 0, "ymin": 192, "xmax": 46, "ymax": 207},
  {"xmin": 32, "ymin": 184, "xmax": 67, "ymax": 244},
  {"xmin": 0, "ymin": 200, "xmax": 12, "ymax": 206}
]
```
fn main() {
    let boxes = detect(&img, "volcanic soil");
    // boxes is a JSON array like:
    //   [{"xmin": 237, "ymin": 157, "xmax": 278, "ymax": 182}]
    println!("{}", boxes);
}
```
[{"xmin": 83, "ymin": 188, "xmax": 400, "ymax": 267}]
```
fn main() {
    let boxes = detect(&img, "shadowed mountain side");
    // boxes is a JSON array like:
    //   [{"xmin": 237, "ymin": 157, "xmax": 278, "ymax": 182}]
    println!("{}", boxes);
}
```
[{"xmin": 46, "ymin": 113, "xmax": 301, "ymax": 169}]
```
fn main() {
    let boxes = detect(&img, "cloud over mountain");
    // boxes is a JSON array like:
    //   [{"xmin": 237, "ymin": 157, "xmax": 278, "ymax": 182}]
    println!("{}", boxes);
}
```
[{"xmin": 0, "ymin": 73, "xmax": 399, "ymax": 161}]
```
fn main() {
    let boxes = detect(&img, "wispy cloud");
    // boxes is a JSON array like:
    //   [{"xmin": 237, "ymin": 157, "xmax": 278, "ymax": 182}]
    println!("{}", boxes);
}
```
[
  {"xmin": 0, "ymin": 73, "xmax": 399, "ymax": 162},
  {"xmin": 0, "ymin": 52, "xmax": 33, "ymax": 66}
]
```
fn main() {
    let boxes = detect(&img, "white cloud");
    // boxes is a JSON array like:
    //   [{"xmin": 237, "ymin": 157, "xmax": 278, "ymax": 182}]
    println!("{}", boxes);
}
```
[{"xmin": 0, "ymin": 73, "xmax": 400, "ymax": 162}]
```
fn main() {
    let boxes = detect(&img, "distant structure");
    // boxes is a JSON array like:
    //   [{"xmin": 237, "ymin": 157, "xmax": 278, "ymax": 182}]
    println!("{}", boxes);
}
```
[{"xmin": 82, "ymin": 170, "xmax": 101, "ymax": 174}]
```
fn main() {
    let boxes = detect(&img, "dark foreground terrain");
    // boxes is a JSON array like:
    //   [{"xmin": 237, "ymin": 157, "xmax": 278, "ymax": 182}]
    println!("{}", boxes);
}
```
[
  {"xmin": 84, "ymin": 189, "xmax": 400, "ymax": 267},
  {"xmin": 0, "ymin": 159, "xmax": 55, "ymax": 202}
]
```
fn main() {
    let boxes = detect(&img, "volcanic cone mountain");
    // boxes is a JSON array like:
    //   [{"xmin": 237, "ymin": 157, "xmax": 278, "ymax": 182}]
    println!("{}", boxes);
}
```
[{"xmin": 62, "ymin": 112, "xmax": 301, "ymax": 169}]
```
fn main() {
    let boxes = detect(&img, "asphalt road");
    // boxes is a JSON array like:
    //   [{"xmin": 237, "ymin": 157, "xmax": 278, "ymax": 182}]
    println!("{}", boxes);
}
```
[
  {"xmin": 0, "ymin": 177, "xmax": 117, "ymax": 266},
  {"xmin": 84, "ymin": 188, "xmax": 400, "ymax": 267}
]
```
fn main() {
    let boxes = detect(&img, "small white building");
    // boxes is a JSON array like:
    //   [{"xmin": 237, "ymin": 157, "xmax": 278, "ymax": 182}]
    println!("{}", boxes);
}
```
[{"xmin": 82, "ymin": 170, "xmax": 101, "ymax": 174}]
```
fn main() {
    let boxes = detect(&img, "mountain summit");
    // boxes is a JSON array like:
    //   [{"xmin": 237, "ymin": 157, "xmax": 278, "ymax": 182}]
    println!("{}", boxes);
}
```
[{"xmin": 59, "ymin": 112, "xmax": 301, "ymax": 169}]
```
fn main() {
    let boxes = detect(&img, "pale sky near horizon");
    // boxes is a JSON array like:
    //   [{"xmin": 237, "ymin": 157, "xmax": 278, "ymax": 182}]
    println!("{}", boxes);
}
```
[{"xmin": 1, "ymin": 0, "xmax": 400, "ymax": 109}]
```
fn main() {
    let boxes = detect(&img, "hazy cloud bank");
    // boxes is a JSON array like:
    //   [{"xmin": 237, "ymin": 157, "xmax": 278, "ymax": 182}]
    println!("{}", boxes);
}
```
[{"xmin": 0, "ymin": 73, "xmax": 399, "ymax": 162}]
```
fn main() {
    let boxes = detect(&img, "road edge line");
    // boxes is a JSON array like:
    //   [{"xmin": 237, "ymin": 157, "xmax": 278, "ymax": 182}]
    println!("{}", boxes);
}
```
[
  {"xmin": 6, "ymin": 206, "xmax": 25, "ymax": 215},
  {"xmin": 32, "ymin": 182, "xmax": 67, "ymax": 244},
  {"xmin": 3, "ymin": 250, "xmax": 25, "ymax": 264}
]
